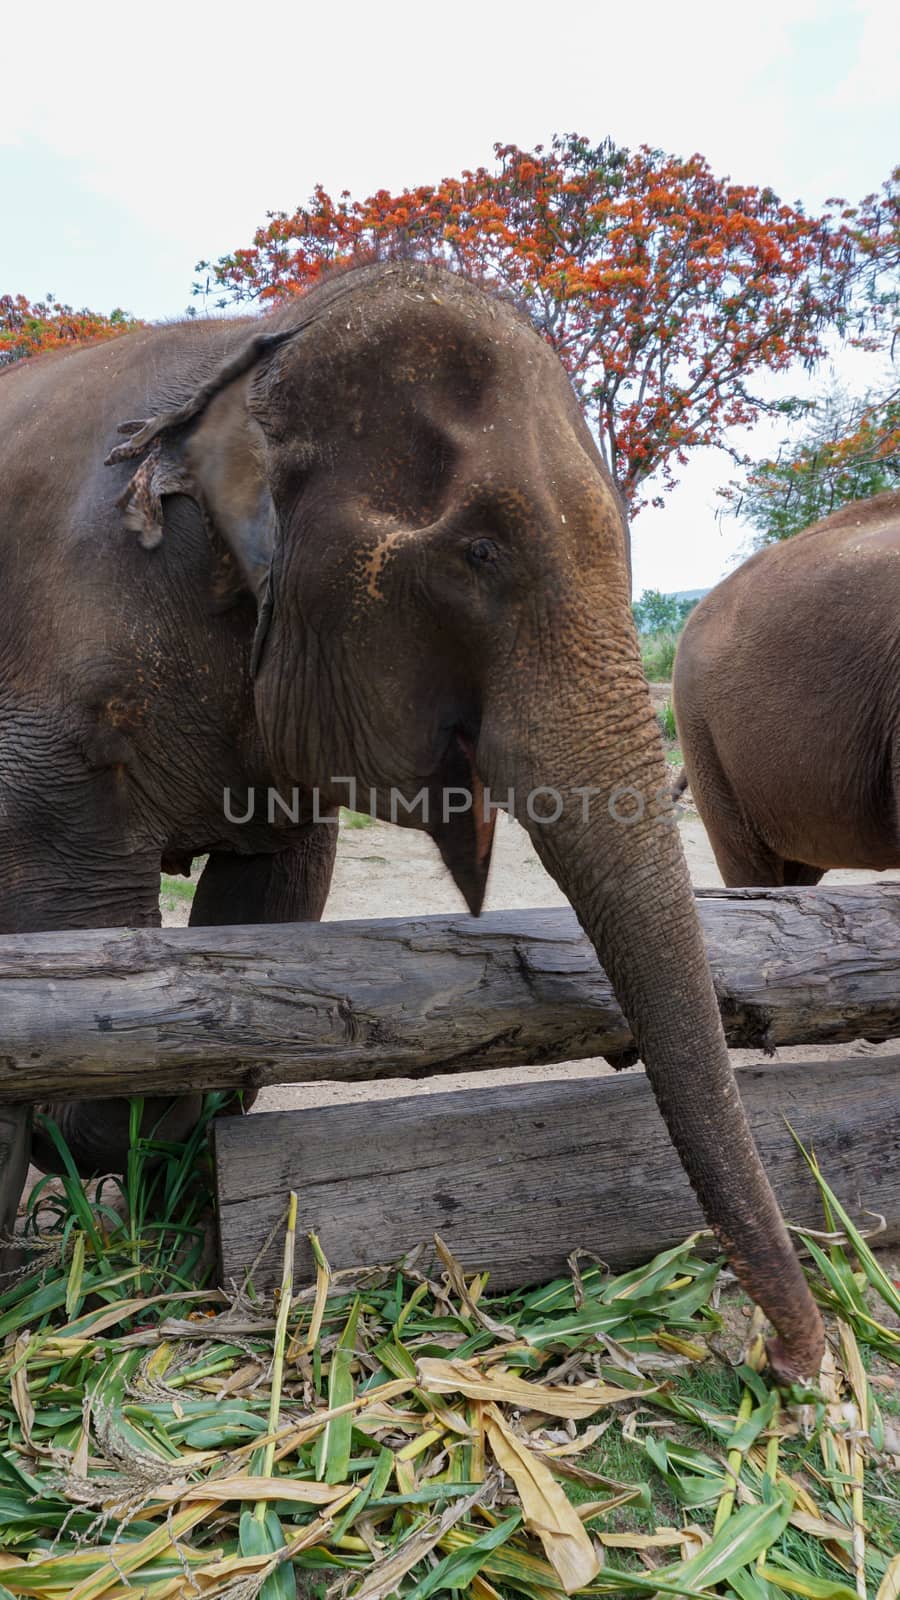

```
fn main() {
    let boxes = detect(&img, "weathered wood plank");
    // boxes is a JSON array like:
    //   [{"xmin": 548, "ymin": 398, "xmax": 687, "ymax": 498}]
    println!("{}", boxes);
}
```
[
  {"xmin": 0, "ymin": 886, "xmax": 897, "ymax": 1102},
  {"xmin": 215, "ymin": 1054, "xmax": 900, "ymax": 1291}
]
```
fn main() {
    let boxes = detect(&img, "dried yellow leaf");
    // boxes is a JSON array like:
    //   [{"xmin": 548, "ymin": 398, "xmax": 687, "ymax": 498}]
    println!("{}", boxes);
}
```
[
  {"xmin": 416, "ymin": 1355, "xmax": 642, "ymax": 1419},
  {"xmin": 152, "ymin": 1474, "xmax": 351, "ymax": 1508},
  {"xmin": 876, "ymin": 1553, "xmax": 900, "ymax": 1600},
  {"xmin": 485, "ymin": 1405, "xmax": 599, "ymax": 1593}
]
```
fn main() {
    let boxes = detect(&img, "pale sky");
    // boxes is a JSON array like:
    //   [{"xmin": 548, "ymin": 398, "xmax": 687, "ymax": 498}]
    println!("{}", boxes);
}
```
[{"xmin": 2, "ymin": 0, "xmax": 897, "ymax": 594}]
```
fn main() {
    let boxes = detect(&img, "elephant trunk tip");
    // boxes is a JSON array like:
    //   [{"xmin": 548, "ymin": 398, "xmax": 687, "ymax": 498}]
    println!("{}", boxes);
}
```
[{"xmin": 766, "ymin": 1320, "xmax": 826, "ymax": 1390}]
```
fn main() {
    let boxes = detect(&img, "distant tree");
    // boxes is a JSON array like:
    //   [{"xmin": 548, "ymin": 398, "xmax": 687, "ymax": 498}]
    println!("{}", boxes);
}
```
[
  {"xmin": 724, "ymin": 165, "xmax": 899, "ymax": 542},
  {"xmin": 195, "ymin": 135, "xmax": 890, "ymax": 515},
  {"xmin": 0, "ymin": 293, "xmax": 141, "ymax": 367},
  {"xmin": 727, "ymin": 381, "xmax": 900, "ymax": 544},
  {"xmin": 633, "ymin": 589, "xmax": 680, "ymax": 633}
]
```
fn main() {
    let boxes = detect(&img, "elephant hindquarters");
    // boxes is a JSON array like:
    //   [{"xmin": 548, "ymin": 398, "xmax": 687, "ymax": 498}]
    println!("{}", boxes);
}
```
[
  {"xmin": 677, "ymin": 723, "xmax": 779, "ymax": 886},
  {"xmin": 675, "ymin": 678, "xmax": 825, "ymax": 887}
]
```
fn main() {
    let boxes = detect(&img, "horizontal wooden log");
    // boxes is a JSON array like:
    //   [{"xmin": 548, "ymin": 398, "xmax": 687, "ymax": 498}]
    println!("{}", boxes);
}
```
[
  {"xmin": 215, "ymin": 1054, "xmax": 900, "ymax": 1291},
  {"xmin": 0, "ymin": 886, "xmax": 897, "ymax": 1102}
]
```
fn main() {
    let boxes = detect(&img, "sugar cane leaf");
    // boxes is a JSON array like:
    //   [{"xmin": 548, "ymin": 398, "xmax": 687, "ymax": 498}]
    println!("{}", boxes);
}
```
[
  {"xmin": 315, "ymin": 1296, "xmax": 360, "ymax": 1484},
  {"xmin": 757, "ymin": 1559, "xmax": 863, "ymax": 1599},
  {"xmin": 654, "ymin": 1496, "xmax": 795, "ymax": 1587},
  {"xmin": 417, "ymin": 1355, "xmax": 643, "ymax": 1417},
  {"xmin": 238, "ymin": 1509, "xmax": 295, "ymax": 1600},
  {"xmin": 404, "ymin": 1510, "xmax": 522, "ymax": 1599},
  {"xmin": 484, "ymin": 1406, "xmax": 600, "ymax": 1591}
]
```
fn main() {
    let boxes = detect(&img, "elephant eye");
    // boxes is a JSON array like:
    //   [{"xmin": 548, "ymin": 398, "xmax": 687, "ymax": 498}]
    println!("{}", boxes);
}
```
[{"xmin": 466, "ymin": 537, "xmax": 500, "ymax": 568}]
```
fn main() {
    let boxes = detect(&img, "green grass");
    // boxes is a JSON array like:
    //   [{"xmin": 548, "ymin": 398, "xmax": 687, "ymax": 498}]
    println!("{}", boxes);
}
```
[
  {"xmin": 340, "ymin": 807, "xmax": 375, "ymax": 828},
  {"xmin": 159, "ymin": 872, "xmax": 197, "ymax": 910},
  {"xmin": 1, "ymin": 1122, "xmax": 897, "ymax": 1599}
]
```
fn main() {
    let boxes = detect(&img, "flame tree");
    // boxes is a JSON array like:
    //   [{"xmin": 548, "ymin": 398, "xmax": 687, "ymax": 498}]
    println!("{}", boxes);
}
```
[
  {"xmin": 195, "ymin": 135, "xmax": 894, "ymax": 514},
  {"xmin": 725, "ymin": 165, "xmax": 899, "ymax": 540},
  {"xmin": 0, "ymin": 294, "xmax": 141, "ymax": 368}
]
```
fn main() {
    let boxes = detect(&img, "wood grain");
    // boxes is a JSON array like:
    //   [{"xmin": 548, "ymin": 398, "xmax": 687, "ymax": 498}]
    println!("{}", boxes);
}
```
[
  {"xmin": 0, "ymin": 886, "xmax": 896, "ymax": 1102},
  {"xmin": 215, "ymin": 1053, "xmax": 900, "ymax": 1291}
]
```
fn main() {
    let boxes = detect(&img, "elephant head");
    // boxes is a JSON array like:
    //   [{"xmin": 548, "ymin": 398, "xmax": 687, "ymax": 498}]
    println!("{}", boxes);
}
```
[{"xmin": 108, "ymin": 262, "xmax": 823, "ymax": 1383}]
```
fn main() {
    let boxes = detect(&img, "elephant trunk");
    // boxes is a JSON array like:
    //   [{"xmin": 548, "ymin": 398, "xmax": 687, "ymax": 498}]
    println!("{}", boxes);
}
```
[{"xmin": 483, "ymin": 666, "xmax": 824, "ymax": 1385}]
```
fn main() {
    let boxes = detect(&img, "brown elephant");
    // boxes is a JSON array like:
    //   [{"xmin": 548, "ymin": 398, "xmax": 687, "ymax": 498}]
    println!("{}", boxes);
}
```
[
  {"xmin": 673, "ymin": 492, "xmax": 900, "ymax": 886},
  {"xmin": 0, "ymin": 261, "xmax": 822, "ymax": 1381}
]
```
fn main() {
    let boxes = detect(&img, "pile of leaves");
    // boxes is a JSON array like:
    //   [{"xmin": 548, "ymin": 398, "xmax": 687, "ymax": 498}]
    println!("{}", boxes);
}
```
[{"xmin": 0, "ymin": 1101, "xmax": 897, "ymax": 1599}]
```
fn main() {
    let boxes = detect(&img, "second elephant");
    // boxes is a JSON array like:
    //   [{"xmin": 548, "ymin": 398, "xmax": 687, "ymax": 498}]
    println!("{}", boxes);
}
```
[{"xmin": 673, "ymin": 492, "xmax": 900, "ymax": 886}]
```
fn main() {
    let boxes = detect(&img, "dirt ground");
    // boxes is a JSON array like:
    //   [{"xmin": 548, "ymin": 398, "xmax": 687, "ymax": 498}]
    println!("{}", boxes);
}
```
[{"xmin": 161, "ymin": 799, "xmax": 900, "ymax": 1117}]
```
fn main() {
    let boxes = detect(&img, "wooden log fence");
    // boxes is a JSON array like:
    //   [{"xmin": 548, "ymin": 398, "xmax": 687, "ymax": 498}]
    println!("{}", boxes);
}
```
[
  {"xmin": 0, "ymin": 885, "xmax": 897, "ymax": 1103},
  {"xmin": 215, "ymin": 1053, "xmax": 900, "ymax": 1290}
]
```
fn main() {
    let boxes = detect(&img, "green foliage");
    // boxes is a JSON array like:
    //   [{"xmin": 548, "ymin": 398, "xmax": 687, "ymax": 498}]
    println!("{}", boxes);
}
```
[
  {"xmin": 729, "ymin": 381, "xmax": 900, "ymax": 544},
  {"xmin": 633, "ymin": 591, "xmax": 699, "ymax": 681},
  {"xmin": 1, "ymin": 1118, "xmax": 898, "ymax": 1597},
  {"xmin": 20, "ymin": 1094, "xmax": 233, "ymax": 1309},
  {"xmin": 633, "ymin": 590, "xmax": 698, "ymax": 635},
  {"xmin": 634, "ymin": 589, "xmax": 675, "ymax": 633},
  {"xmin": 641, "ymin": 631, "xmax": 679, "ymax": 680},
  {"xmin": 340, "ymin": 808, "xmax": 374, "ymax": 828}
]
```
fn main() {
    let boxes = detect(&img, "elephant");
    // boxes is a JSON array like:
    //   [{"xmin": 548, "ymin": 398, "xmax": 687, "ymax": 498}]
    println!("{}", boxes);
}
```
[
  {"xmin": 0, "ymin": 259, "xmax": 823, "ymax": 1382},
  {"xmin": 673, "ymin": 492, "xmax": 900, "ymax": 887}
]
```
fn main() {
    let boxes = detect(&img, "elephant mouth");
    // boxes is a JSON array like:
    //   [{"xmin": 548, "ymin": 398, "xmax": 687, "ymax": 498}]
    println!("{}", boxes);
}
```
[{"xmin": 428, "ymin": 730, "xmax": 496, "ymax": 915}]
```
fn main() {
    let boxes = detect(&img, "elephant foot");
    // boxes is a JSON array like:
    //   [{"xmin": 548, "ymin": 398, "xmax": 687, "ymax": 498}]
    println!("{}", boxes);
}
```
[
  {"xmin": 31, "ymin": 1095, "xmax": 207, "ymax": 1178},
  {"xmin": 0, "ymin": 1104, "xmax": 32, "ymax": 1276},
  {"xmin": 31, "ymin": 1091, "xmax": 257, "ymax": 1183}
]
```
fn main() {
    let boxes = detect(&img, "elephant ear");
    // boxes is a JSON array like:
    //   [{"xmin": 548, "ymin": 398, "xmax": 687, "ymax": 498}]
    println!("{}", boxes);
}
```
[{"xmin": 106, "ymin": 322, "xmax": 304, "ymax": 669}]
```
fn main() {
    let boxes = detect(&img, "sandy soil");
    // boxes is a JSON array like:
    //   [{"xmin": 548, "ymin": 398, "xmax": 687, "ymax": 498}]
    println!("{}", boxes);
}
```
[{"xmin": 159, "ymin": 800, "xmax": 900, "ymax": 1118}]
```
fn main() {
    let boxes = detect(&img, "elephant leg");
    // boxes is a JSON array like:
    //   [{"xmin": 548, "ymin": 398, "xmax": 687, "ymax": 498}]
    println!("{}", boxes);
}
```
[
  {"xmin": 697, "ymin": 804, "xmax": 782, "ymax": 888},
  {"xmin": 0, "ymin": 1107, "xmax": 32, "ymax": 1274},
  {"xmin": 707, "ymin": 824, "xmax": 824, "ymax": 888},
  {"xmin": 685, "ymin": 742, "xmax": 788, "ymax": 888},
  {"xmin": 22, "ymin": 850, "xmax": 182, "ymax": 1180},
  {"xmin": 190, "ymin": 826, "xmax": 338, "ymax": 927},
  {"xmin": 0, "ymin": 828, "xmax": 163, "ymax": 1232},
  {"xmin": 38, "ymin": 832, "xmax": 339, "ymax": 1172},
  {"xmin": 781, "ymin": 860, "xmax": 824, "ymax": 887}
]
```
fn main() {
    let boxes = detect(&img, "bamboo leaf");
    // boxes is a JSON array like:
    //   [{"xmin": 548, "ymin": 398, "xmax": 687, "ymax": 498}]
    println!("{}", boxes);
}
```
[
  {"xmin": 484, "ymin": 1405, "xmax": 600, "ymax": 1593},
  {"xmin": 654, "ymin": 1495, "xmax": 795, "ymax": 1588},
  {"xmin": 416, "ymin": 1355, "xmax": 644, "ymax": 1417},
  {"xmin": 404, "ymin": 1510, "xmax": 522, "ymax": 1599},
  {"xmin": 315, "ymin": 1295, "xmax": 361, "ymax": 1484}
]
